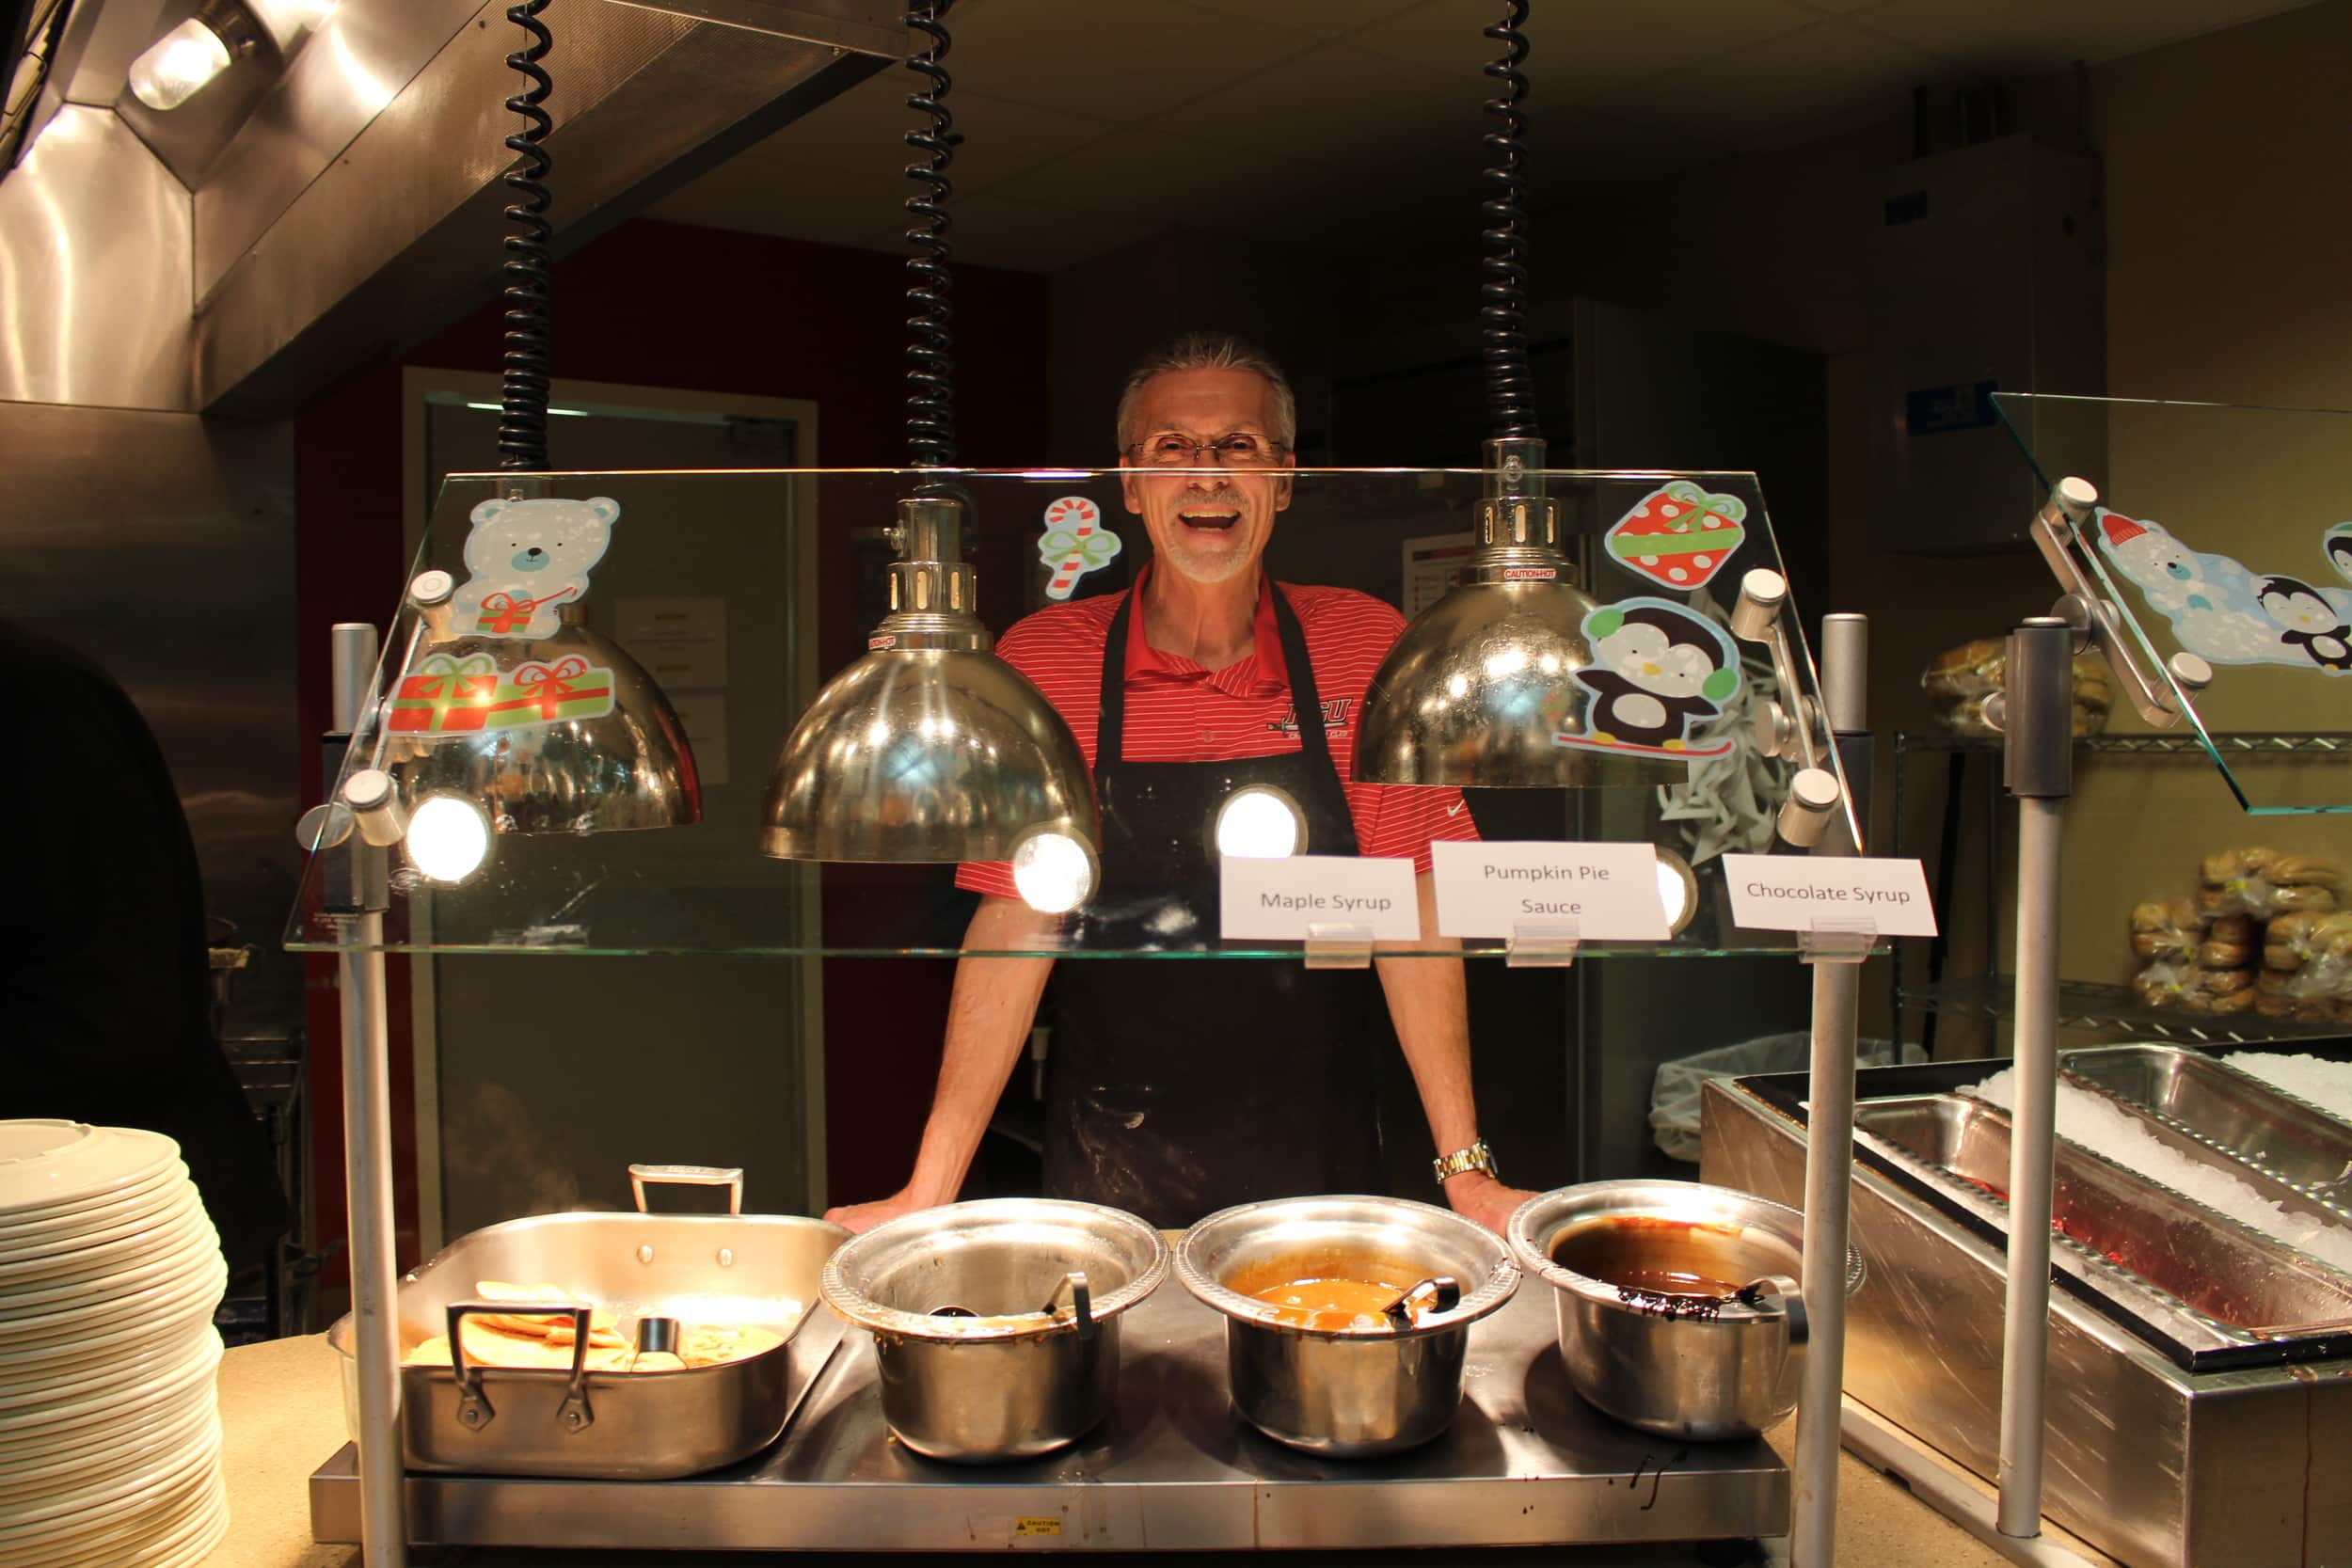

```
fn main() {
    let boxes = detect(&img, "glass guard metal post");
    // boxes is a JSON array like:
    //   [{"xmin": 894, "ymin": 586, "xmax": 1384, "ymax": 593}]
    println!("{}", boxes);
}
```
[
  {"xmin": 320, "ymin": 623, "xmax": 407, "ymax": 1568},
  {"xmin": 1791, "ymin": 615, "xmax": 1867, "ymax": 1568},
  {"xmin": 1994, "ymin": 617, "xmax": 2074, "ymax": 1541}
]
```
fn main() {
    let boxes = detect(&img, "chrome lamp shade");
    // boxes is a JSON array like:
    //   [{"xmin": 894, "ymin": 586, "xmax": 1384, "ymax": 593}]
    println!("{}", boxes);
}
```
[
  {"xmin": 393, "ymin": 604, "xmax": 701, "ymax": 835},
  {"xmin": 761, "ymin": 496, "xmax": 1098, "ymax": 863},
  {"xmin": 1354, "ymin": 439, "xmax": 1603, "ymax": 787}
]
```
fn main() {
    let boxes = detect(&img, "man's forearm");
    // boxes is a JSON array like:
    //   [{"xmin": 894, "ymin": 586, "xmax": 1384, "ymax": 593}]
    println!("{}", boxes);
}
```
[
  {"xmin": 901, "ymin": 895, "xmax": 1058, "ymax": 1206},
  {"xmin": 1374, "ymin": 873, "xmax": 1479, "ymax": 1157}
]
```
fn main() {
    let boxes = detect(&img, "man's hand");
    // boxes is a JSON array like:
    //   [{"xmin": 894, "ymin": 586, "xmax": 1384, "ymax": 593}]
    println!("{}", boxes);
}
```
[
  {"xmin": 823, "ymin": 1189, "xmax": 936, "ymax": 1235},
  {"xmin": 1442, "ymin": 1170, "xmax": 1534, "ymax": 1237}
]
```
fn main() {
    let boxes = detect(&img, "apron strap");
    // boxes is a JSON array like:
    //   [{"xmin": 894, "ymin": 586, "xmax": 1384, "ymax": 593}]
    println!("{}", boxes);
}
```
[{"xmin": 1097, "ymin": 576, "xmax": 1332, "ymax": 766}]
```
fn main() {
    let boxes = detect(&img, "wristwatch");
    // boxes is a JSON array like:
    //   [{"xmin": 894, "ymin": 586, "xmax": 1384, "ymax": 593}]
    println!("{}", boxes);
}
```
[{"xmin": 1431, "ymin": 1139, "xmax": 1499, "ymax": 1184}]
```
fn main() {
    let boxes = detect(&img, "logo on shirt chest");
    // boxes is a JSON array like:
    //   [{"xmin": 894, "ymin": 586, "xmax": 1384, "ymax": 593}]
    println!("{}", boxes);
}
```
[{"xmin": 1268, "ymin": 697, "xmax": 1354, "ymax": 736}]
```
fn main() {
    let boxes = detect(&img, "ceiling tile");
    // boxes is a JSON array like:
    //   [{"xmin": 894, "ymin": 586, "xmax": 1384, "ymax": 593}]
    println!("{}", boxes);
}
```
[
  {"xmin": 646, "ymin": 155, "xmax": 911, "ymax": 249},
  {"xmin": 947, "ymin": 0, "xmax": 1322, "ymax": 123},
  {"xmin": 1138, "ymin": 43, "xmax": 1470, "ymax": 170},
  {"xmin": 1168, "ymin": 0, "xmax": 1422, "ymax": 38},
  {"xmin": 1849, "ymin": 0, "xmax": 2313, "ymax": 72},
  {"xmin": 1589, "ymin": 18, "xmax": 1939, "ymax": 138},
  {"xmin": 1350, "ymin": 0, "xmax": 1820, "ymax": 98}
]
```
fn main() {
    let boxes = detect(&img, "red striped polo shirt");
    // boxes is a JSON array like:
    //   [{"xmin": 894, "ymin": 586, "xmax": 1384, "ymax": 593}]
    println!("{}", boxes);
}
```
[{"xmin": 957, "ymin": 567, "xmax": 1478, "ymax": 899}]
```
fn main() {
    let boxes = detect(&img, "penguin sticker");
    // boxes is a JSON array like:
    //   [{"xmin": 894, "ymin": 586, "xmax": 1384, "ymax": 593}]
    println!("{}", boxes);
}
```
[
  {"xmin": 2325, "ymin": 522, "xmax": 2352, "ymax": 587},
  {"xmin": 1557, "ymin": 597, "xmax": 1741, "ymax": 758},
  {"xmin": 2257, "ymin": 576, "xmax": 2352, "ymax": 673}
]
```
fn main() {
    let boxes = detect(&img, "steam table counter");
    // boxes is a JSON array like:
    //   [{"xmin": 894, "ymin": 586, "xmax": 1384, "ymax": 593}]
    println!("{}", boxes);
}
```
[{"xmin": 310, "ymin": 1274, "xmax": 1787, "ymax": 1552}]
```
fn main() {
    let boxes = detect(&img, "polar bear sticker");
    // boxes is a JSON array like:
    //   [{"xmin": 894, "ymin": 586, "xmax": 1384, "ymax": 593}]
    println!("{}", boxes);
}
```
[{"xmin": 453, "ymin": 495, "xmax": 620, "ymax": 640}]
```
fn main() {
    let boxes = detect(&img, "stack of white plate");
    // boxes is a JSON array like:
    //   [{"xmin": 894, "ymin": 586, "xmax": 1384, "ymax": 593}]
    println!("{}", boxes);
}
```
[{"xmin": 0, "ymin": 1119, "xmax": 230, "ymax": 1568}]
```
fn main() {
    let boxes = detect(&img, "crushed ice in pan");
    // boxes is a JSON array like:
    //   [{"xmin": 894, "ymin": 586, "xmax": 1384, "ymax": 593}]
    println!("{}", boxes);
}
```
[
  {"xmin": 1964, "ymin": 1067, "xmax": 2352, "ymax": 1279},
  {"xmin": 2224, "ymin": 1052, "xmax": 2352, "ymax": 1126}
]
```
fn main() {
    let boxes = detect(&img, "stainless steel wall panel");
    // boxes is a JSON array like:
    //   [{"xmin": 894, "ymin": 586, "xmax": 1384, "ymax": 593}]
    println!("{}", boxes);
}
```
[
  {"xmin": 0, "ymin": 103, "xmax": 190, "ymax": 409},
  {"xmin": 0, "ymin": 402, "xmax": 299, "ymax": 1044},
  {"xmin": 601, "ymin": 0, "xmax": 903, "ymax": 54},
  {"xmin": 190, "ymin": 3, "xmax": 882, "ymax": 415},
  {"xmin": 189, "ymin": 0, "xmax": 481, "ymax": 300}
]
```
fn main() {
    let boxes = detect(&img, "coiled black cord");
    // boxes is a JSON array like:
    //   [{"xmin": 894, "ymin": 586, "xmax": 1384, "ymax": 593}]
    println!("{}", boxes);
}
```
[
  {"xmin": 499, "ymin": 0, "xmax": 554, "ymax": 471},
  {"xmin": 1480, "ymin": 0, "xmax": 1536, "ymax": 442},
  {"xmin": 903, "ymin": 1, "xmax": 960, "ymax": 469}
]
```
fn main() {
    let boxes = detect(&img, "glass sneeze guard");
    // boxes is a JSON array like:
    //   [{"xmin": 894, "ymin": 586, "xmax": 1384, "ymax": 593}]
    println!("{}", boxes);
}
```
[
  {"xmin": 1995, "ymin": 393, "xmax": 2352, "ymax": 815},
  {"xmin": 288, "ymin": 466, "xmax": 1858, "ymax": 957}
]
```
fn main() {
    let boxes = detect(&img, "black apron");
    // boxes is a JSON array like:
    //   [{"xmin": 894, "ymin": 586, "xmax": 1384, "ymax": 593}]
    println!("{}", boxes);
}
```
[{"xmin": 1042, "ymin": 582, "xmax": 1385, "ymax": 1228}]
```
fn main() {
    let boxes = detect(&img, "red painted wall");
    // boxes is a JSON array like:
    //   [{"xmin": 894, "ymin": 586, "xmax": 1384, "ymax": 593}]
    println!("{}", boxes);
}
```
[{"xmin": 295, "ymin": 218, "xmax": 1053, "ymax": 1258}]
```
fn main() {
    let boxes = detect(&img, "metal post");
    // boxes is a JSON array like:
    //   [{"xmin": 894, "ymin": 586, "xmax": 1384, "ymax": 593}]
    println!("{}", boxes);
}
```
[
  {"xmin": 1792, "ymin": 613, "xmax": 1867, "ymax": 1568},
  {"xmin": 1996, "ymin": 617, "xmax": 2074, "ymax": 1539},
  {"xmin": 325, "ymin": 621, "xmax": 406, "ymax": 1567},
  {"xmin": 339, "ymin": 928, "xmax": 405, "ymax": 1568}
]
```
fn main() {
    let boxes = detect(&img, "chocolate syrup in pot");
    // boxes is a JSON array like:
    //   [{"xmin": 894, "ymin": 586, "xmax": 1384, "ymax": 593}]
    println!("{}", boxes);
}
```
[{"xmin": 1549, "ymin": 1216, "xmax": 1751, "ymax": 1319}]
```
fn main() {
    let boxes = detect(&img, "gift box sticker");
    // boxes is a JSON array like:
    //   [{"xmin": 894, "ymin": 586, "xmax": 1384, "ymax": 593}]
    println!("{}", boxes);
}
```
[
  {"xmin": 388, "ymin": 654, "xmax": 498, "ymax": 734},
  {"xmin": 1604, "ymin": 482, "xmax": 1746, "ymax": 593},
  {"xmin": 485, "ymin": 656, "xmax": 616, "ymax": 728}
]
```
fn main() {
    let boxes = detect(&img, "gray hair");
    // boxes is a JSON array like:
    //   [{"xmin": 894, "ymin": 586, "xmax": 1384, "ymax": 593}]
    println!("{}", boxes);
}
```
[{"xmin": 1114, "ymin": 331, "xmax": 1297, "ymax": 453}]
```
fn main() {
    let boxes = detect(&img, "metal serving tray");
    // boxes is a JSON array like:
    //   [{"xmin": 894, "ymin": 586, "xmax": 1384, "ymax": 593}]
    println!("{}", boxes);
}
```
[
  {"xmin": 1702, "ymin": 1068, "xmax": 2352, "ymax": 1568},
  {"xmin": 329, "ymin": 1201, "xmax": 848, "ymax": 1480},
  {"xmin": 312, "ymin": 1259, "xmax": 1791, "ymax": 1552},
  {"xmin": 2062, "ymin": 1042, "xmax": 2352, "ymax": 1205},
  {"xmin": 1851, "ymin": 1093, "xmax": 2352, "ymax": 1359}
]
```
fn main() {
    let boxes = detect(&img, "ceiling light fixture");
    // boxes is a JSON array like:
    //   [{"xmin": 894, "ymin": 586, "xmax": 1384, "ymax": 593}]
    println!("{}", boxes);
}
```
[
  {"xmin": 127, "ymin": 4, "xmax": 253, "ymax": 111},
  {"xmin": 1353, "ymin": 2, "xmax": 1605, "ymax": 787},
  {"xmin": 761, "ymin": 1, "xmax": 1099, "ymax": 904}
]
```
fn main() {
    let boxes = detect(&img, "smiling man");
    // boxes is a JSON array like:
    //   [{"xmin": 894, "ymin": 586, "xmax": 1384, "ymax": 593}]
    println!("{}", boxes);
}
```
[{"xmin": 826, "ymin": 332, "xmax": 1531, "ymax": 1235}]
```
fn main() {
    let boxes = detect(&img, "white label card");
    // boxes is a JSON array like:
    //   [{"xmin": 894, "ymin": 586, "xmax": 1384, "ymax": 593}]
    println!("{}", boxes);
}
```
[
  {"xmin": 1429, "ymin": 841, "xmax": 1670, "ymax": 940},
  {"xmin": 1219, "ymin": 856, "xmax": 1421, "ymax": 942},
  {"xmin": 1721, "ymin": 854, "xmax": 1938, "ymax": 938}
]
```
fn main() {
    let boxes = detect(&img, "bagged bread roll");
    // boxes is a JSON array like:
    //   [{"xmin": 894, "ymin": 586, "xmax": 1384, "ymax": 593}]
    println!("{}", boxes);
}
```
[
  {"xmin": 2205, "ymin": 987, "xmax": 2256, "ymax": 1015},
  {"xmin": 2207, "ymin": 913, "xmax": 2257, "ymax": 944},
  {"xmin": 2267, "ymin": 853, "xmax": 2343, "ymax": 888},
  {"xmin": 2130, "ymin": 899, "xmax": 2204, "ymax": 961},
  {"xmin": 1922, "ymin": 639, "xmax": 2007, "ymax": 702},
  {"xmin": 2202, "ymin": 847, "xmax": 2281, "ymax": 884},
  {"xmin": 2131, "ymin": 961, "xmax": 2194, "ymax": 1009},
  {"xmin": 2256, "ymin": 990, "xmax": 2298, "ymax": 1019},
  {"xmin": 2198, "ymin": 966, "xmax": 2254, "ymax": 996},
  {"xmin": 2274, "ymin": 883, "xmax": 2339, "ymax": 914},
  {"xmin": 2199, "ymin": 940, "xmax": 2253, "ymax": 969}
]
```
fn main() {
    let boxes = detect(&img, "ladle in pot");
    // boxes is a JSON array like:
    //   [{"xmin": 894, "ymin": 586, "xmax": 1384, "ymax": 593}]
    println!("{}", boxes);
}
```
[{"xmin": 1380, "ymin": 1275, "xmax": 1461, "ymax": 1326}]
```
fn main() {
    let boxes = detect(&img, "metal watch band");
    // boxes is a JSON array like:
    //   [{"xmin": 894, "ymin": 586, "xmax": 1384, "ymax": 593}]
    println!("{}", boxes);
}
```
[{"xmin": 1431, "ymin": 1139, "xmax": 1498, "ymax": 1184}]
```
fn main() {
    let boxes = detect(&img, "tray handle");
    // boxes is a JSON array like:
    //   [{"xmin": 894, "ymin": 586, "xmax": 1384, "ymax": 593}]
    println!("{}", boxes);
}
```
[
  {"xmin": 628, "ymin": 1162, "xmax": 745, "ymax": 1215},
  {"xmin": 444, "ymin": 1300, "xmax": 597, "ymax": 1436}
]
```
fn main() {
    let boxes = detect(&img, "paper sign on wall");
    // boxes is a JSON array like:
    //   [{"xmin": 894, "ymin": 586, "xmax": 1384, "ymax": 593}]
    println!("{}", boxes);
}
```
[
  {"xmin": 1430, "ymin": 841, "xmax": 1670, "ymax": 940},
  {"xmin": 1721, "ymin": 854, "xmax": 1937, "ymax": 938},
  {"xmin": 1219, "ymin": 856, "xmax": 1421, "ymax": 942}
]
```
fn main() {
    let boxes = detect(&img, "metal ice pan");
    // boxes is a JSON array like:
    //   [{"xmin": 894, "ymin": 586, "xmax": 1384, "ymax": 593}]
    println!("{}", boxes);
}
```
[
  {"xmin": 1851, "ymin": 1094, "xmax": 2352, "ymax": 1360},
  {"xmin": 2061, "ymin": 1043, "xmax": 2352, "ymax": 1207}
]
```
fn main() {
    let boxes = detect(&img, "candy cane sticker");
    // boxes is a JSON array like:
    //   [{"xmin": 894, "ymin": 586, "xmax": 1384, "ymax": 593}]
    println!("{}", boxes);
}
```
[{"xmin": 1039, "ymin": 496, "xmax": 1122, "ymax": 599}]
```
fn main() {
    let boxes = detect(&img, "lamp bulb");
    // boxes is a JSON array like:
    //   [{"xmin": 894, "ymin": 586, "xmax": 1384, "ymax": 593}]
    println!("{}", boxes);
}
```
[
  {"xmin": 405, "ymin": 795, "xmax": 489, "ymax": 883},
  {"xmin": 1012, "ymin": 832, "xmax": 1095, "ymax": 915},
  {"xmin": 1214, "ymin": 786, "xmax": 1303, "ymax": 860},
  {"xmin": 128, "ymin": 18, "xmax": 233, "ymax": 111}
]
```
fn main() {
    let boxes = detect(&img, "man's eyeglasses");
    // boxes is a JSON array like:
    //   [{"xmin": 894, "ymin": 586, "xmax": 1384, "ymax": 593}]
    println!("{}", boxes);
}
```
[{"xmin": 1126, "ymin": 431, "xmax": 1289, "ymax": 467}]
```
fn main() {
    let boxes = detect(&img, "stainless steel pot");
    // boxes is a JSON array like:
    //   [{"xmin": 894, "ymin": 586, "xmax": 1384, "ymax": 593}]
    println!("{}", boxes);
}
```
[
  {"xmin": 818, "ymin": 1198, "xmax": 1167, "ymax": 1463},
  {"xmin": 328, "ymin": 1164, "xmax": 849, "ymax": 1479},
  {"xmin": 1175, "ymin": 1195, "xmax": 1518, "ymax": 1456},
  {"xmin": 1508, "ymin": 1180, "xmax": 1863, "ymax": 1442}
]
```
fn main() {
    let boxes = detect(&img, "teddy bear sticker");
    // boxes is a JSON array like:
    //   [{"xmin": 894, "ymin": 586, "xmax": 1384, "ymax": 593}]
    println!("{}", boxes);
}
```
[
  {"xmin": 1556, "ymin": 597, "xmax": 1741, "ymax": 759},
  {"xmin": 453, "ymin": 495, "xmax": 620, "ymax": 640}
]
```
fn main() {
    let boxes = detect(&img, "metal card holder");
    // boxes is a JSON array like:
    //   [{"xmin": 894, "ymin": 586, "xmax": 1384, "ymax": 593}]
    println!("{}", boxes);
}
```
[
  {"xmin": 1507, "ymin": 918, "xmax": 1581, "ymax": 969},
  {"xmin": 1798, "ymin": 914, "xmax": 1876, "ymax": 966},
  {"xmin": 1303, "ymin": 921, "xmax": 1375, "ymax": 970}
]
